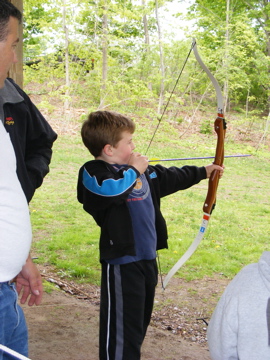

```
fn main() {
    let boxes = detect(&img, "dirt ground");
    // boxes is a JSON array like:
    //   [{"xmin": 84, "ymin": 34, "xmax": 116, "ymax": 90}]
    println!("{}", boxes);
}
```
[{"xmin": 22, "ymin": 267, "xmax": 229, "ymax": 360}]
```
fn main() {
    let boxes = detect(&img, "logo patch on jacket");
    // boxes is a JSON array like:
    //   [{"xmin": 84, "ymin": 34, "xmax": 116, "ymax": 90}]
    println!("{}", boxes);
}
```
[
  {"xmin": 149, "ymin": 172, "xmax": 157, "ymax": 179},
  {"xmin": 5, "ymin": 117, "xmax": 14, "ymax": 125},
  {"xmin": 134, "ymin": 178, "xmax": 143, "ymax": 190}
]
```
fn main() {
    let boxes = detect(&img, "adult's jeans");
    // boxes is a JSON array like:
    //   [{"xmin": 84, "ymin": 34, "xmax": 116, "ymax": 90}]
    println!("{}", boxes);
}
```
[{"xmin": 0, "ymin": 282, "xmax": 28, "ymax": 360}]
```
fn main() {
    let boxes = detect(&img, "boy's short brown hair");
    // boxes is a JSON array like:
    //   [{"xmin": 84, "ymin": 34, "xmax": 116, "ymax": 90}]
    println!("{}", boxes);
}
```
[{"xmin": 81, "ymin": 110, "xmax": 135, "ymax": 157}]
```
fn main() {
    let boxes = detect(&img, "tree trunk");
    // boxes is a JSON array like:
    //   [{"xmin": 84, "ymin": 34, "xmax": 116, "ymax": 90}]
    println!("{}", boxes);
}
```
[
  {"xmin": 142, "ymin": 0, "xmax": 152, "ymax": 90},
  {"xmin": 99, "ymin": 3, "xmax": 108, "ymax": 109},
  {"xmin": 223, "ymin": 0, "xmax": 230, "ymax": 114},
  {"xmin": 142, "ymin": 0, "xmax": 150, "ymax": 47},
  {"xmin": 62, "ymin": 0, "xmax": 70, "ymax": 115},
  {"xmin": 256, "ymin": 111, "xmax": 270, "ymax": 150},
  {"xmin": 8, "ymin": 0, "xmax": 23, "ymax": 88},
  {"xmin": 155, "ymin": 0, "xmax": 165, "ymax": 115}
]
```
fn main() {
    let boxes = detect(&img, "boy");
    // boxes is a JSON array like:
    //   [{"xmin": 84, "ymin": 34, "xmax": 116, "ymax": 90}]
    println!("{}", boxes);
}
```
[{"xmin": 77, "ymin": 110, "xmax": 223, "ymax": 360}]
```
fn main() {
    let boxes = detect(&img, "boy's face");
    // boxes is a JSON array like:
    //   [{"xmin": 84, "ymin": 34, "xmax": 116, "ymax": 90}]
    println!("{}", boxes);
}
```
[{"xmin": 111, "ymin": 131, "xmax": 135, "ymax": 164}]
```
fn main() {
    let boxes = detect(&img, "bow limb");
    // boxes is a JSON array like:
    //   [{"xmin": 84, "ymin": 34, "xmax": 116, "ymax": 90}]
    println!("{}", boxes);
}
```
[
  {"xmin": 192, "ymin": 39, "xmax": 223, "ymax": 114},
  {"xmin": 163, "ymin": 39, "xmax": 226, "ymax": 289},
  {"xmin": 163, "ymin": 213, "xmax": 210, "ymax": 289}
]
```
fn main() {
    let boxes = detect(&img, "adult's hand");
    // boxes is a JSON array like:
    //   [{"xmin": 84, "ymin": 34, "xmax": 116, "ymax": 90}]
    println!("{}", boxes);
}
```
[{"xmin": 16, "ymin": 255, "xmax": 43, "ymax": 306}]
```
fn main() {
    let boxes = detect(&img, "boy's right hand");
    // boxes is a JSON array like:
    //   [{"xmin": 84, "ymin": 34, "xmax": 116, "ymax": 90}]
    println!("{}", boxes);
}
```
[{"xmin": 129, "ymin": 153, "xmax": 148, "ymax": 174}]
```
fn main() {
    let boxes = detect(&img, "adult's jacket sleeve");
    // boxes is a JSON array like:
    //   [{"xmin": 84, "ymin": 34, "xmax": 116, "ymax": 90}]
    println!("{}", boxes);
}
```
[{"xmin": 6, "ymin": 79, "xmax": 58, "ymax": 202}]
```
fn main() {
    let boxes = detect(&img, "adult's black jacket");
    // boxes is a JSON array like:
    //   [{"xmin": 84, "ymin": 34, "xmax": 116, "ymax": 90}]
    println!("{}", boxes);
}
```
[{"xmin": 3, "ymin": 78, "xmax": 57, "ymax": 202}]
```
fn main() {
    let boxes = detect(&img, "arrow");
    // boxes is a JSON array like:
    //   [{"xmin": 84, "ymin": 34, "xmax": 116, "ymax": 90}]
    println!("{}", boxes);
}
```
[{"xmin": 148, "ymin": 154, "xmax": 251, "ymax": 162}]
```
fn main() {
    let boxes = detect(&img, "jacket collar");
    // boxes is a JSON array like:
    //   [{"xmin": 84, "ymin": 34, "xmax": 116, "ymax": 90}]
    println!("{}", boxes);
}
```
[{"xmin": 0, "ymin": 79, "xmax": 24, "ymax": 124}]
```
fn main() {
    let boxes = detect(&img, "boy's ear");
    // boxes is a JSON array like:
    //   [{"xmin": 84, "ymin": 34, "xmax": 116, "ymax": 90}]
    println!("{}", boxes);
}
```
[{"xmin": 103, "ymin": 144, "xmax": 113, "ymax": 157}]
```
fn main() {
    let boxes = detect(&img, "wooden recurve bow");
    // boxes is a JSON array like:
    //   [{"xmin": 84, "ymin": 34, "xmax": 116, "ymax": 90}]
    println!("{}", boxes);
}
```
[{"xmin": 163, "ymin": 39, "xmax": 227, "ymax": 289}]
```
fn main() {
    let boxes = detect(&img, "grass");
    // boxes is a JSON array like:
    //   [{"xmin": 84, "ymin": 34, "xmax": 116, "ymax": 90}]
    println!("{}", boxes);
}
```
[{"xmin": 29, "ymin": 113, "xmax": 270, "ymax": 286}]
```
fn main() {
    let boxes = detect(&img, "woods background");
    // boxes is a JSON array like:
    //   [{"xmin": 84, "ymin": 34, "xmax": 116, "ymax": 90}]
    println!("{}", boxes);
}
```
[{"xmin": 8, "ymin": 0, "xmax": 268, "ymax": 145}]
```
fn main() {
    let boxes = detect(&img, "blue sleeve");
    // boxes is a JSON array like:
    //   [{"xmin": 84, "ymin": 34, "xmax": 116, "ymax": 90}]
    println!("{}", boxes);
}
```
[{"xmin": 82, "ymin": 167, "xmax": 138, "ymax": 197}]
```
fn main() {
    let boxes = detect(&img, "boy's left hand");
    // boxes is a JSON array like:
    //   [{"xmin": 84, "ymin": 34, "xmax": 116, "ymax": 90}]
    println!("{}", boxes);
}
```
[{"xmin": 205, "ymin": 164, "xmax": 224, "ymax": 179}]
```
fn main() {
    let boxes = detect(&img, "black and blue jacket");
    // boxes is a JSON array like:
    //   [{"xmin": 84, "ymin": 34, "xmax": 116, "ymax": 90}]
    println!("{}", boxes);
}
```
[{"xmin": 77, "ymin": 159, "xmax": 206, "ymax": 261}]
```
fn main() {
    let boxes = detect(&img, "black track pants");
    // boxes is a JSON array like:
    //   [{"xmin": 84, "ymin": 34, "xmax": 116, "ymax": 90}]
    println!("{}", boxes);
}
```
[{"xmin": 99, "ymin": 259, "xmax": 158, "ymax": 360}]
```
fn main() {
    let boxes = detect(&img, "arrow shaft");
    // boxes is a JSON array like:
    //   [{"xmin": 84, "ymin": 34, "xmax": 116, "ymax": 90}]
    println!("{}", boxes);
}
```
[{"xmin": 148, "ymin": 154, "xmax": 250, "ymax": 162}]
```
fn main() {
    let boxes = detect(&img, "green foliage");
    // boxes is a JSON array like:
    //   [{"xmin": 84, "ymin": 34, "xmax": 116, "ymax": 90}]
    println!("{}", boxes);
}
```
[
  {"xmin": 23, "ymin": 0, "xmax": 60, "ymax": 58},
  {"xmin": 199, "ymin": 118, "xmax": 212, "ymax": 134},
  {"xmin": 22, "ymin": 0, "xmax": 270, "ymax": 115},
  {"xmin": 184, "ymin": 0, "xmax": 270, "ymax": 112}
]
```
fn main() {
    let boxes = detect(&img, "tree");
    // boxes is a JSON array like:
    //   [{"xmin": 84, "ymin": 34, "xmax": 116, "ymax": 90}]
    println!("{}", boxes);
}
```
[
  {"xmin": 9, "ymin": 0, "xmax": 23, "ymax": 87},
  {"xmin": 155, "ymin": 0, "xmax": 165, "ymax": 115},
  {"xmin": 184, "ymin": 0, "xmax": 269, "ymax": 112}
]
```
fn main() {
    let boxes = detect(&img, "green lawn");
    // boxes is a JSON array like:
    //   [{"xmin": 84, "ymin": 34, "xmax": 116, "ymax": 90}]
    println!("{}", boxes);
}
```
[{"xmin": 30, "ymin": 116, "xmax": 270, "ymax": 286}]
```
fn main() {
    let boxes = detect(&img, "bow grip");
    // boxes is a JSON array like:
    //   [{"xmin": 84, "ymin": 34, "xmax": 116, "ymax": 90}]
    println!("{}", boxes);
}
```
[
  {"xmin": 203, "ymin": 170, "xmax": 219, "ymax": 214},
  {"xmin": 203, "ymin": 116, "xmax": 226, "ymax": 214}
]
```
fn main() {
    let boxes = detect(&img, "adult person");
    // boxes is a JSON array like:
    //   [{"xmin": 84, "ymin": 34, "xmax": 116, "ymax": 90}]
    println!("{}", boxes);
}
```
[
  {"xmin": 0, "ymin": 0, "xmax": 56, "ymax": 357},
  {"xmin": 207, "ymin": 251, "xmax": 270, "ymax": 360},
  {"xmin": 0, "ymin": 120, "xmax": 40, "ymax": 359},
  {"xmin": 0, "ymin": 0, "xmax": 57, "ymax": 203}
]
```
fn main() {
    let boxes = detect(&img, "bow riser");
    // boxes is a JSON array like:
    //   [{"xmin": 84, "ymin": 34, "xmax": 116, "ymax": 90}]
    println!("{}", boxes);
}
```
[{"xmin": 203, "ymin": 116, "xmax": 226, "ymax": 214}]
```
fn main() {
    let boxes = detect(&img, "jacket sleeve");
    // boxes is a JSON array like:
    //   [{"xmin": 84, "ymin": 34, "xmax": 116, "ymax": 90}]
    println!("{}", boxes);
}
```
[
  {"xmin": 10, "ymin": 79, "xmax": 58, "ymax": 200},
  {"xmin": 77, "ymin": 162, "xmax": 140, "ymax": 212},
  {"xmin": 149, "ymin": 164, "xmax": 207, "ymax": 198}
]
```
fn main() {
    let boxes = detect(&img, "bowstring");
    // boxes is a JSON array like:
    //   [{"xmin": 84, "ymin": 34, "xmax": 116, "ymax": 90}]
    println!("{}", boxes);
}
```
[
  {"xmin": 145, "ymin": 40, "xmax": 196, "ymax": 288},
  {"xmin": 156, "ymin": 251, "xmax": 165, "ymax": 290},
  {"xmin": 145, "ymin": 39, "xmax": 196, "ymax": 155}
]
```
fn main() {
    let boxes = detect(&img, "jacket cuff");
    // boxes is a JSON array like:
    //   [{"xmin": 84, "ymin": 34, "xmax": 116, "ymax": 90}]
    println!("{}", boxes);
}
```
[
  {"xmin": 128, "ymin": 165, "xmax": 141, "ymax": 178},
  {"xmin": 200, "ymin": 166, "xmax": 207, "ymax": 179}
]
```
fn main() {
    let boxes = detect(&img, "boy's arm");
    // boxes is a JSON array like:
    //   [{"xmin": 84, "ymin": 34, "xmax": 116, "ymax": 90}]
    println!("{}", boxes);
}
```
[
  {"xmin": 77, "ymin": 162, "xmax": 140, "ymax": 210},
  {"xmin": 150, "ymin": 163, "xmax": 223, "ymax": 197},
  {"xmin": 150, "ymin": 164, "xmax": 206, "ymax": 197}
]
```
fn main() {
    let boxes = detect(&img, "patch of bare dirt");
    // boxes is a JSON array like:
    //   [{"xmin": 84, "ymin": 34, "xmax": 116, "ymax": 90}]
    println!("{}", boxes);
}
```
[{"xmin": 22, "ymin": 266, "xmax": 229, "ymax": 360}]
